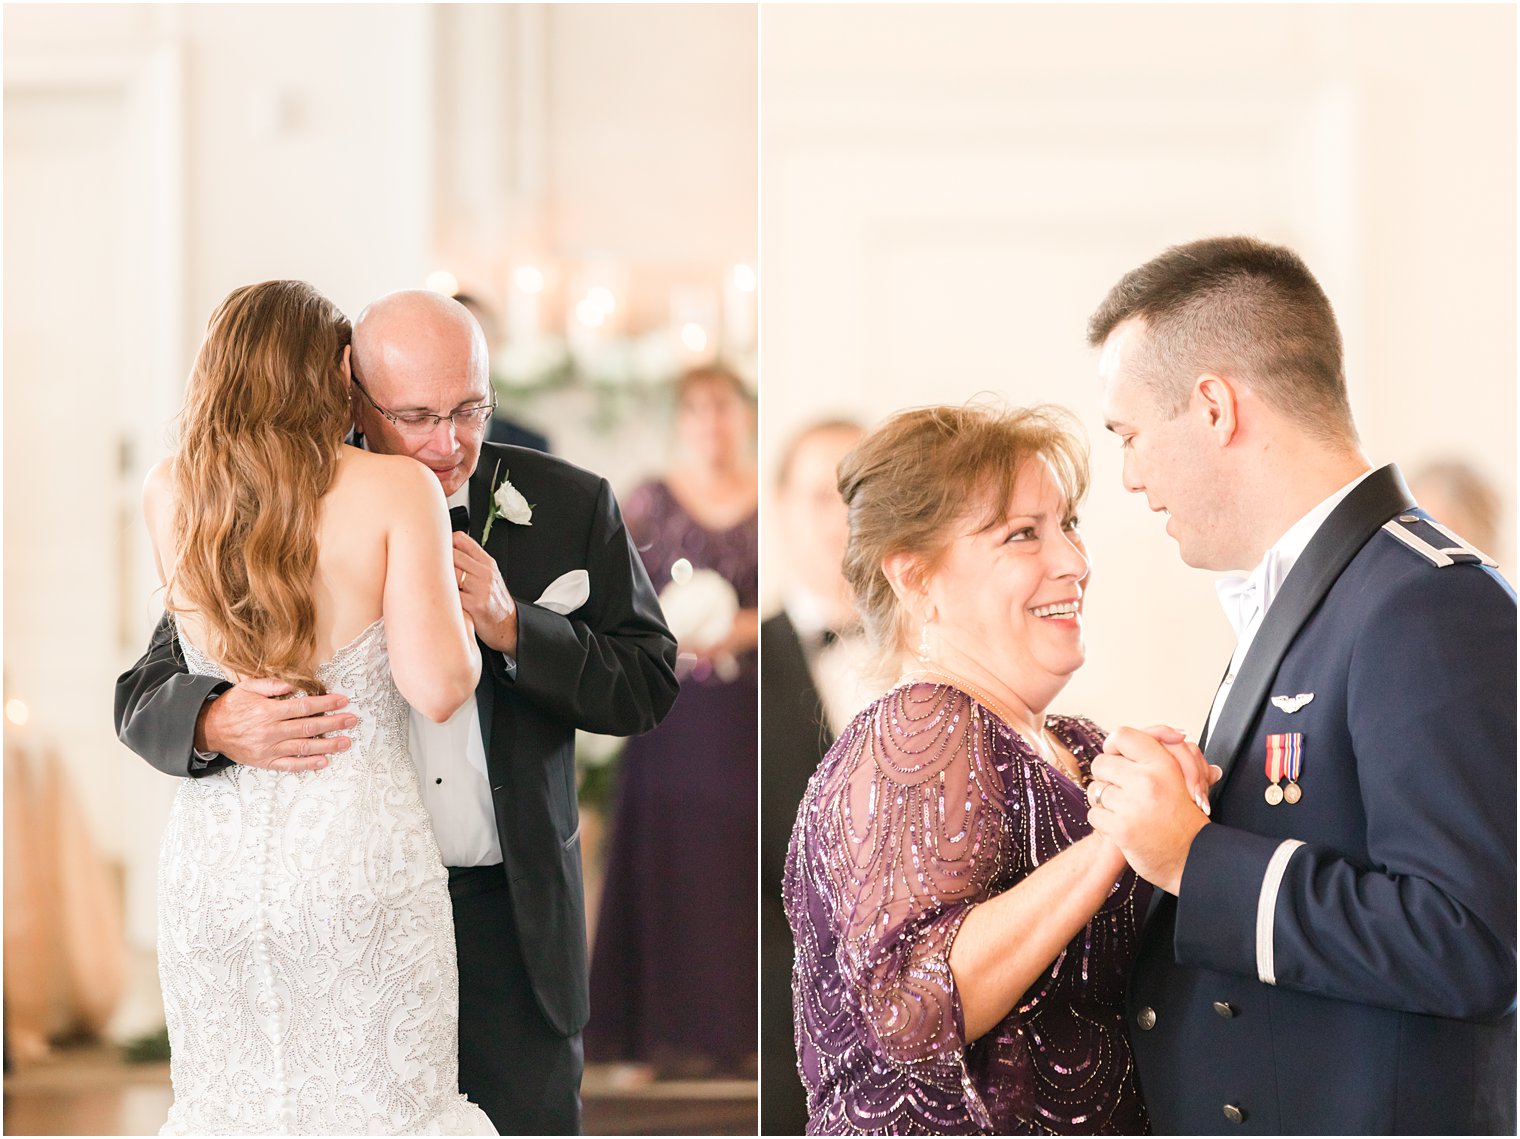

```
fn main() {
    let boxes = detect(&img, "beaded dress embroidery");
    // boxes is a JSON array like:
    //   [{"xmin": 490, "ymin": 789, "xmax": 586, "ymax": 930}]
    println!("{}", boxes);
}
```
[
  {"xmin": 157, "ymin": 619, "xmax": 495, "ymax": 1136},
  {"xmin": 784, "ymin": 682, "xmax": 1151, "ymax": 1135}
]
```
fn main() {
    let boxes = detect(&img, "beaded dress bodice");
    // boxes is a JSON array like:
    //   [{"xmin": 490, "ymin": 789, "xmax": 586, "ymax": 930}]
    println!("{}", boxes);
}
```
[
  {"xmin": 784, "ymin": 682, "xmax": 1151, "ymax": 1135},
  {"xmin": 156, "ymin": 619, "xmax": 494, "ymax": 1136}
]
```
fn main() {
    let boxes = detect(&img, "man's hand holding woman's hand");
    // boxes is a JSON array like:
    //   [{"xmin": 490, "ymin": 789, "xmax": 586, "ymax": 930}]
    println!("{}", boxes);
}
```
[
  {"xmin": 1126, "ymin": 724, "xmax": 1220, "ymax": 811},
  {"xmin": 1084, "ymin": 724, "xmax": 1221, "ymax": 895}
]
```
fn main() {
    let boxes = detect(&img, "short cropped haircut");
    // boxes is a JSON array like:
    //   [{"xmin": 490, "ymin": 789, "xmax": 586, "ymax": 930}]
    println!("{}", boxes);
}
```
[
  {"xmin": 1087, "ymin": 236, "xmax": 1356, "ymax": 442},
  {"xmin": 837, "ymin": 403, "xmax": 1089, "ymax": 673}
]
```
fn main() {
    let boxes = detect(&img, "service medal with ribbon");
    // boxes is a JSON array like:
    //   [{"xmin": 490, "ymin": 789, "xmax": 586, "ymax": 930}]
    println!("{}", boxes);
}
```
[
  {"xmin": 1265, "ymin": 733, "xmax": 1303, "ymax": 806},
  {"xmin": 1282, "ymin": 732, "xmax": 1303, "ymax": 803}
]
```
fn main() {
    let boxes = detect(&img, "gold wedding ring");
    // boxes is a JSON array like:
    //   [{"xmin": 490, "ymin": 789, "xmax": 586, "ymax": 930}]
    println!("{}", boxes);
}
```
[{"xmin": 458, "ymin": 569, "xmax": 468, "ymax": 588}]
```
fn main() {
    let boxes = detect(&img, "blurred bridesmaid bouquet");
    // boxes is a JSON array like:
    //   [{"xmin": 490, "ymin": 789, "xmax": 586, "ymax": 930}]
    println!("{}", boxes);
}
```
[{"xmin": 658, "ymin": 559, "xmax": 740, "ymax": 681}]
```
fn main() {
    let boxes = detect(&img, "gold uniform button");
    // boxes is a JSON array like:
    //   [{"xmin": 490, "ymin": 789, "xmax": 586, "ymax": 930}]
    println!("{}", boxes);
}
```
[
  {"xmin": 1136, "ymin": 1006, "xmax": 1157, "ymax": 1031},
  {"xmin": 1223, "ymin": 1103, "xmax": 1246, "ymax": 1125},
  {"xmin": 1212, "ymin": 1000, "xmax": 1236, "ymax": 1019}
]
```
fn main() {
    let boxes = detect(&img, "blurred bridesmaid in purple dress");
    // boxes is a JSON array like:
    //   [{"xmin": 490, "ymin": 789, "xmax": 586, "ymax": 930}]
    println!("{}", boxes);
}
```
[
  {"xmin": 784, "ymin": 405, "xmax": 1214, "ymax": 1134},
  {"xmin": 588, "ymin": 367, "xmax": 759, "ymax": 1076}
]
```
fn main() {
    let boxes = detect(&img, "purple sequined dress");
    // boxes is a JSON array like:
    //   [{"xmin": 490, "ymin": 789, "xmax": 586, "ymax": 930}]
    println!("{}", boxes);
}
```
[
  {"xmin": 784, "ymin": 682, "xmax": 1151, "ymax": 1135},
  {"xmin": 587, "ymin": 480, "xmax": 759, "ymax": 1070}
]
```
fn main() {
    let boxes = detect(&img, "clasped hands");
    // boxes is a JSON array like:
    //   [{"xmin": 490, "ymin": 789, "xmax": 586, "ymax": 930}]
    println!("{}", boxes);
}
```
[
  {"xmin": 195, "ymin": 533, "xmax": 515, "ymax": 772},
  {"xmin": 1085, "ymin": 725, "xmax": 1222, "ymax": 896}
]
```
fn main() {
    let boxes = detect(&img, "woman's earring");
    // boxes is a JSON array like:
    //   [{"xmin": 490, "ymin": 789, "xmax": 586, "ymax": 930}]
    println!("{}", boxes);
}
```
[{"xmin": 916, "ymin": 611, "xmax": 933, "ymax": 665}]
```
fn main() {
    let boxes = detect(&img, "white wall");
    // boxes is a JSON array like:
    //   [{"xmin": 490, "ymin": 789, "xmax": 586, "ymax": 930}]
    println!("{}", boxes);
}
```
[
  {"xmin": 760, "ymin": 4, "xmax": 1515, "ymax": 736},
  {"xmin": 176, "ymin": 4, "xmax": 434, "ymax": 328}
]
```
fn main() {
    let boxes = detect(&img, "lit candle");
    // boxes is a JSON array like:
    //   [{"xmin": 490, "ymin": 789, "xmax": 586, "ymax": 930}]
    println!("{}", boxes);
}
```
[
  {"xmin": 425, "ymin": 269, "xmax": 459, "ymax": 297},
  {"xmin": 567, "ymin": 263, "xmax": 625, "ymax": 370},
  {"xmin": 670, "ymin": 283, "xmax": 719, "ymax": 369},
  {"xmin": 723, "ymin": 262, "xmax": 757, "ymax": 356},
  {"xmin": 508, "ymin": 264, "xmax": 545, "ymax": 342}
]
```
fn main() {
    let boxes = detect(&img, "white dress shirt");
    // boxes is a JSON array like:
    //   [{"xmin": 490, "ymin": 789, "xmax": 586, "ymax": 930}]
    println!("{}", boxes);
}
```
[
  {"xmin": 782, "ymin": 588, "xmax": 880, "ymax": 737},
  {"xmin": 1205, "ymin": 469, "xmax": 1374, "ymax": 741},
  {"xmin": 408, "ymin": 482, "xmax": 501, "ymax": 867}
]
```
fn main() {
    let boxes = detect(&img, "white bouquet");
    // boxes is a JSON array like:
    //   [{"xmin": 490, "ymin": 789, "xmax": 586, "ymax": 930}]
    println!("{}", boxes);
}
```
[{"xmin": 658, "ymin": 561, "xmax": 738, "ymax": 650}]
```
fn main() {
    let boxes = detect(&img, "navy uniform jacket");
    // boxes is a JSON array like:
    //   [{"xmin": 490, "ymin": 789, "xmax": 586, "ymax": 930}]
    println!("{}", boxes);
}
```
[{"xmin": 1129, "ymin": 464, "xmax": 1517, "ymax": 1134}]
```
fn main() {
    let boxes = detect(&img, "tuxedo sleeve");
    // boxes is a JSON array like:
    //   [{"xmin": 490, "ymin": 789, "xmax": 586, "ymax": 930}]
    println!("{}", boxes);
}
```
[
  {"xmin": 503, "ymin": 476, "xmax": 679, "ymax": 735},
  {"xmin": 1174, "ymin": 566, "xmax": 1517, "ymax": 1021},
  {"xmin": 114, "ymin": 612, "xmax": 232, "ymax": 778}
]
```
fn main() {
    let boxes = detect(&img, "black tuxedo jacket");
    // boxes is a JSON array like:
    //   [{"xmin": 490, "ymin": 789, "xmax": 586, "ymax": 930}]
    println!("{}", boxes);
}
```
[
  {"xmin": 114, "ymin": 442, "xmax": 679, "ymax": 1039},
  {"xmin": 1128, "ymin": 464, "xmax": 1516, "ymax": 1133},
  {"xmin": 759, "ymin": 610, "xmax": 834, "ymax": 1135}
]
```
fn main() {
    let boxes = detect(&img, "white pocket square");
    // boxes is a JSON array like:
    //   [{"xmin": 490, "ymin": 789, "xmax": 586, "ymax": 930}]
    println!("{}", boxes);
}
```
[{"xmin": 534, "ymin": 570, "xmax": 590, "ymax": 615}]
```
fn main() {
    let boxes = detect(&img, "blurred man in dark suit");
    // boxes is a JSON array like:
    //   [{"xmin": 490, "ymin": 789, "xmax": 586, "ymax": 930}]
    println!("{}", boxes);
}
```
[{"xmin": 760, "ymin": 417, "xmax": 868, "ymax": 1135}]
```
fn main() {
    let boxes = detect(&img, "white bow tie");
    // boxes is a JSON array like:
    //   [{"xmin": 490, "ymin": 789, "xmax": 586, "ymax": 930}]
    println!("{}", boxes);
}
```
[
  {"xmin": 1217, "ymin": 547, "xmax": 1292, "ymax": 641},
  {"xmin": 1215, "ymin": 573, "xmax": 1261, "ymax": 640}
]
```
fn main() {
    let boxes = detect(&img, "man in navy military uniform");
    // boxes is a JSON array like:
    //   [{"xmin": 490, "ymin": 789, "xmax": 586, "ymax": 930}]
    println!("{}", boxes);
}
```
[{"xmin": 1082, "ymin": 236, "xmax": 1516, "ymax": 1133}]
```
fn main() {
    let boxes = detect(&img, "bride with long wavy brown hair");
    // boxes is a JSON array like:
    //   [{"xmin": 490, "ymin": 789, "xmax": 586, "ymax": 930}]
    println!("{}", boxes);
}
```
[
  {"xmin": 166, "ymin": 280, "xmax": 353, "ymax": 695},
  {"xmin": 140, "ymin": 279, "xmax": 494, "ymax": 1135}
]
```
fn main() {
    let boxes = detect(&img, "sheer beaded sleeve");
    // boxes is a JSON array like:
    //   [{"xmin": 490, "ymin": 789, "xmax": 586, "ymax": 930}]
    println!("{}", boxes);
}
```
[
  {"xmin": 820, "ymin": 683, "xmax": 1016, "ymax": 1071},
  {"xmin": 788, "ymin": 688, "xmax": 1153, "ymax": 1134}
]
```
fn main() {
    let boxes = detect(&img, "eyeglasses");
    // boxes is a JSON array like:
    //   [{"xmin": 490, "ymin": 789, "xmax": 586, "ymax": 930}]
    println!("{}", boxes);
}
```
[{"xmin": 351, "ymin": 375, "xmax": 497, "ymax": 438}]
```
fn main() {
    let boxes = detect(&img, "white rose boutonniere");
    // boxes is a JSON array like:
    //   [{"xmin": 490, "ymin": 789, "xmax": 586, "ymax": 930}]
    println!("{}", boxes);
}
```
[{"xmin": 481, "ymin": 459, "xmax": 534, "ymax": 544}]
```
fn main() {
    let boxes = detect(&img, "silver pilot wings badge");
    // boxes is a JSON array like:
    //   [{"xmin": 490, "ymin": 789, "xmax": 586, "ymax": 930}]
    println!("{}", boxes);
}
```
[{"xmin": 1270, "ymin": 693, "xmax": 1315, "ymax": 714}]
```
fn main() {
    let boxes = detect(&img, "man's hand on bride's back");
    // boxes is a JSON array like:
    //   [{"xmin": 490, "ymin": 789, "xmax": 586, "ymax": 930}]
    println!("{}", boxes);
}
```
[{"xmin": 196, "ymin": 678, "xmax": 358, "ymax": 772}]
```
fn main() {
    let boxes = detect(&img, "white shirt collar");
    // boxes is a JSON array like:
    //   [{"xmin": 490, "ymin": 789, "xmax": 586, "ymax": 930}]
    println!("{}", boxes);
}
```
[{"xmin": 1216, "ymin": 468, "xmax": 1375, "ymax": 637}]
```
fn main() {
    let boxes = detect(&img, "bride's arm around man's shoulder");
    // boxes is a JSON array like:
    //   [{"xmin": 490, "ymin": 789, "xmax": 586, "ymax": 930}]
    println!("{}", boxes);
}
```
[{"xmin": 344, "ymin": 447, "xmax": 481, "ymax": 724}]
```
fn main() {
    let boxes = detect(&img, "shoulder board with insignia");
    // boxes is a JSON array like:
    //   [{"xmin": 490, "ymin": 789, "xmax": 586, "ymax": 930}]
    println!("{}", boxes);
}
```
[{"xmin": 1381, "ymin": 513, "xmax": 1498, "ymax": 568}]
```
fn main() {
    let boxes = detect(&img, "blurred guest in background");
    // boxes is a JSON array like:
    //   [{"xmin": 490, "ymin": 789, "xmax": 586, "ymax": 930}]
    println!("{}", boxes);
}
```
[
  {"xmin": 587, "ymin": 366, "xmax": 759, "ymax": 1078},
  {"xmin": 759, "ymin": 417, "xmax": 866, "ymax": 1134},
  {"xmin": 1410, "ymin": 458, "xmax": 1505, "ymax": 574}
]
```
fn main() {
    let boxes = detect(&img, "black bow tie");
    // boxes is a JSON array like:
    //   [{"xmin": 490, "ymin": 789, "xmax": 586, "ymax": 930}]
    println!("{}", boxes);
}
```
[
  {"xmin": 803, "ymin": 627, "xmax": 840, "ymax": 657},
  {"xmin": 449, "ymin": 506, "xmax": 471, "ymax": 533}
]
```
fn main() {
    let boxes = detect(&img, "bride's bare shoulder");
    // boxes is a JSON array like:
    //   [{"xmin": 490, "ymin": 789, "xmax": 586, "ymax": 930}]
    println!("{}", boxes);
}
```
[
  {"xmin": 141, "ymin": 455, "xmax": 176, "ymax": 521},
  {"xmin": 332, "ymin": 446, "xmax": 443, "ymax": 508},
  {"xmin": 140, "ymin": 457, "xmax": 179, "ymax": 583}
]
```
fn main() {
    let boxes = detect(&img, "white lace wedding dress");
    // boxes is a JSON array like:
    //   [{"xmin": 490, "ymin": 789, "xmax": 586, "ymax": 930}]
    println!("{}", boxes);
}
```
[{"xmin": 157, "ymin": 618, "xmax": 496, "ymax": 1135}]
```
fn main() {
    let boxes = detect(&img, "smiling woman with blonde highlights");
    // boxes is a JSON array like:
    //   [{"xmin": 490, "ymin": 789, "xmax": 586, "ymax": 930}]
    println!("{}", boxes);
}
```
[{"xmin": 784, "ymin": 403, "xmax": 1208, "ymax": 1135}]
